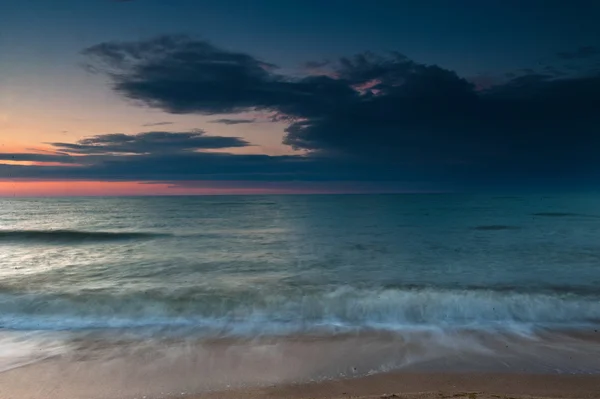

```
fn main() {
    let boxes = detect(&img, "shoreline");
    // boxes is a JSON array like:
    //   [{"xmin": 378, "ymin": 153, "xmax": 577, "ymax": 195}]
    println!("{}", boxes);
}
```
[
  {"xmin": 187, "ymin": 371, "xmax": 600, "ymax": 399},
  {"xmin": 1, "ymin": 330, "xmax": 600, "ymax": 399},
  {"xmin": 1, "ymin": 350, "xmax": 600, "ymax": 399}
]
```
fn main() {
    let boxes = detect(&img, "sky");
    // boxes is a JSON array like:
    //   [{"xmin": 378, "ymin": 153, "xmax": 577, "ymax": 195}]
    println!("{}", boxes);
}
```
[{"xmin": 1, "ymin": 0, "xmax": 599, "ymax": 196}]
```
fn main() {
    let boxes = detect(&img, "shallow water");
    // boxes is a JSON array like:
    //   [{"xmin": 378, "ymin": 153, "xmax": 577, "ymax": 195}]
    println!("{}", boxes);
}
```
[{"xmin": 1, "ymin": 194, "xmax": 600, "ymax": 395}]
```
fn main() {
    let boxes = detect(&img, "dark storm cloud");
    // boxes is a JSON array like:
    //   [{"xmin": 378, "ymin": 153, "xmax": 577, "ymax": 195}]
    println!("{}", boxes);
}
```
[
  {"xmin": 82, "ymin": 35, "xmax": 283, "ymax": 114},
  {"xmin": 82, "ymin": 35, "xmax": 357, "ymax": 117},
  {"xmin": 286, "ymin": 69, "xmax": 600, "ymax": 183},
  {"xmin": 5, "ymin": 35, "xmax": 599, "ymax": 189},
  {"xmin": 49, "ymin": 130, "xmax": 249, "ymax": 155},
  {"xmin": 0, "ymin": 150, "xmax": 417, "ymax": 183},
  {"xmin": 557, "ymin": 46, "xmax": 599, "ymax": 60},
  {"xmin": 141, "ymin": 121, "xmax": 173, "ymax": 127},
  {"xmin": 2, "ymin": 127, "xmax": 410, "ymax": 183},
  {"xmin": 209, "ymin": 118, "xmax": 256, "ymax": 125}
]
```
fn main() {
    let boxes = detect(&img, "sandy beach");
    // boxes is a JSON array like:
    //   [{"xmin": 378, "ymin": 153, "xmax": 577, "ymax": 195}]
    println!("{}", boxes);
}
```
[
  {"xmin": 0, "ymin": 362, "xmax": 600, "ymax": 399},
  {"xmin": 2, "ymin": 362, "xmax": 599, "ymax": 399},
  {"xmin": 190, "ymin": 372, "xmax": 600, "ymax": 399},
  {"xmin": 1, "ymin": 331, "xmax": 600, "ymax": 399}
]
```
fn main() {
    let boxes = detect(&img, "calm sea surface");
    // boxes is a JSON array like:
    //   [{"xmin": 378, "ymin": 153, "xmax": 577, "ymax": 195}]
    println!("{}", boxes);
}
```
[{"xmin": 1, "ymin": 194, "xmax": 600, "ymax": 397}]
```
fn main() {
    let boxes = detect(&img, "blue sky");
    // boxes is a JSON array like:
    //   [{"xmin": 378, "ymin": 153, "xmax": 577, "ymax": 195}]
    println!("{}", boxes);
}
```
[{"xmin": 4, "ymin": 0, "xmax": 599, "ymax": 75}]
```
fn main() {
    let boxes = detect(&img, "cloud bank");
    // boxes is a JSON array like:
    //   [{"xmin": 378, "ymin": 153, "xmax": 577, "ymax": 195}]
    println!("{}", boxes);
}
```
[
  {"xmin": 49, "ymin": 130, "xmax": 248, "ymax": 155},
  {"xmin": 2, "ymin": 36, "xmax": 599, "ymax": 191}
]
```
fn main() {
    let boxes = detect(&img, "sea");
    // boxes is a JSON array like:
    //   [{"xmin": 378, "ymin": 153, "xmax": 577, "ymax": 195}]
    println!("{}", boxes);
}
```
[{"xmin": 1, "ymin": 194, "xmax": 600, "ymax": 398}]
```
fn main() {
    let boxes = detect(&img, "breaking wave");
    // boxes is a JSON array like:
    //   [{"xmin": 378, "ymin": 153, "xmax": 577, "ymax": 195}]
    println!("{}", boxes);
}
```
[{"xmin": 0, "ymin": 286, "xmax": 598, "ymax": 335}]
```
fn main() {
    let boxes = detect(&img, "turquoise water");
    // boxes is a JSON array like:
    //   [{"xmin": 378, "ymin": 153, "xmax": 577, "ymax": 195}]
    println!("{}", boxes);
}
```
[{"xmin": 1, "ymin": 194, "xmax": 600, "ymax": 393}]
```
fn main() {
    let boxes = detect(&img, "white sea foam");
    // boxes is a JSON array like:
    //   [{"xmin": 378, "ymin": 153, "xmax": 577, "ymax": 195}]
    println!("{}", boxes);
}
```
[
  {"xmin": 0, "ymin": 331, "xmax": 68, "ymax": 373},
  {"xmin": 0, "ymin": 287, "xmax": 598, "ymax": 334}
]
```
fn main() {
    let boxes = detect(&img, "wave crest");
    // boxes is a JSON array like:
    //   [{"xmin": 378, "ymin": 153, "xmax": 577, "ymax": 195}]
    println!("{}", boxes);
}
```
[{"xmin": 0, "ymin": 287, "xmax": 599, "ymax": 333}]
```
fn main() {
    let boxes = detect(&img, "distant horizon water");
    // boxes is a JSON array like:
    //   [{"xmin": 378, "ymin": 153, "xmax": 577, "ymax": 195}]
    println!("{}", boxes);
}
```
[{"xmin": 3, "ymin": 189, "xmax": 600, "ymax": 198}]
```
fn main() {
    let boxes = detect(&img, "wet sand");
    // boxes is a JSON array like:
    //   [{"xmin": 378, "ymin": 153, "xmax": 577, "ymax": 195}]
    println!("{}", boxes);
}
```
[
  {"xmin": 190, "ymin": 372, "xmax": 600, "ymax": 399},
  {"xmin": 1, "ymin": 331, "xmax": 600, "ymax": 399},
  {"xmin": 1, "ymin": 361, "xmax": 599, "ymax": 399}
]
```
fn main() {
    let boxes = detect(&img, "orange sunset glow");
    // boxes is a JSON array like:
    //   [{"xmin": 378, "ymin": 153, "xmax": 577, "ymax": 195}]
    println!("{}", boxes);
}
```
[
  {"xmin": 0, "ymin": 181, "xmax": 172, "ymax": 197},
  {"xmin": 0, "ymin": 181, "xmax": 307, "ymax": 197}
]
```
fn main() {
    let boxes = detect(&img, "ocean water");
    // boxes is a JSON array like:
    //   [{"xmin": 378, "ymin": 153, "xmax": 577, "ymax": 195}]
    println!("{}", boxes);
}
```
[{"xmin": 1, "ymin": 194, "xmax": 600, "ymax": 397}]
